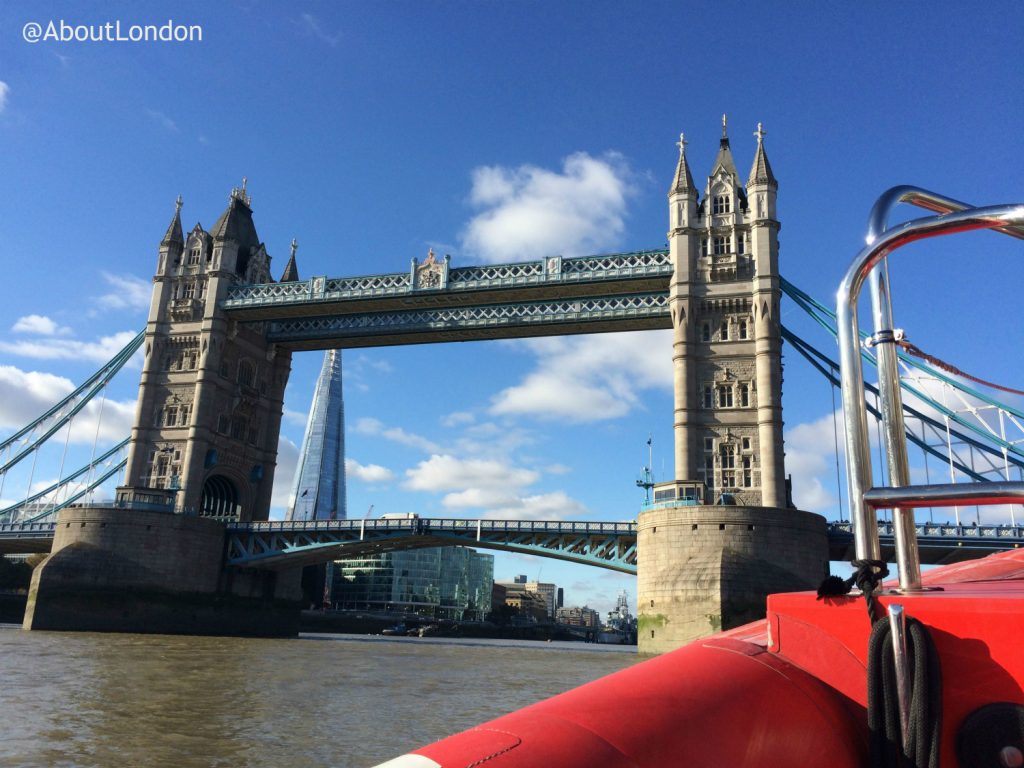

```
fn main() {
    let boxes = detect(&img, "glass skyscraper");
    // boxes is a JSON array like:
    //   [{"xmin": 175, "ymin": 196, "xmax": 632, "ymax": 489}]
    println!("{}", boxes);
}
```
[
  {"xmin": 287, "ymin": 350, "xmax": 346, "ymax": 521},
  {"xmin": 332, "ymin": 547, "xmax": 494, "ymax": 620}
]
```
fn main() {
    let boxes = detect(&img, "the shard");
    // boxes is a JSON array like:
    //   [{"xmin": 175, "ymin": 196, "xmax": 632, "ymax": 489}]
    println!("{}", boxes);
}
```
[{"xmin": 287, "ymin": 350, "xmax": 347, "ymax": 521}]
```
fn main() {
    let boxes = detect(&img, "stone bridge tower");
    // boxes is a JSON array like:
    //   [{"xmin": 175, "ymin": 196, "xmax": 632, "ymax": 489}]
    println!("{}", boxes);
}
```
[
  {"xmin": 662, "ymin": 115, "xmax": 784, "ymax": 508},
  {"xmin": 122, "ymin": 183, "xmax": 293, "ymax": 521},
  {"xmin": 639, "ymin": 119, "xmax": 828, "ymax": 654}
]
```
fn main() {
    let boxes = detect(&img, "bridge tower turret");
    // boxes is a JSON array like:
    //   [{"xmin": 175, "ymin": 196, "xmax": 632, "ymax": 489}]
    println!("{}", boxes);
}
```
[
  {"xmin": 123, "ymin": 183, "xmax": 292, "ymax": 521},
  {"xmin": 746, "ymin": 122, "xmax": 785, "ymax": 508}
]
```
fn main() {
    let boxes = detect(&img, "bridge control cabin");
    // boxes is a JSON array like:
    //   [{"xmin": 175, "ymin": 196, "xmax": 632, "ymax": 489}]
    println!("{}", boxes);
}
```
[{"xmin": 651, "ymin": 480, "xmax": 706, "ymax": 506}]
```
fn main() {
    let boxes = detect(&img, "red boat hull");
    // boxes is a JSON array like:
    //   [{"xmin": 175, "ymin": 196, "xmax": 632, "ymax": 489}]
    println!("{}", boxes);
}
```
[{"xmin": 376, "ymin": 550, "xmax": 1024, "ymax": 767}]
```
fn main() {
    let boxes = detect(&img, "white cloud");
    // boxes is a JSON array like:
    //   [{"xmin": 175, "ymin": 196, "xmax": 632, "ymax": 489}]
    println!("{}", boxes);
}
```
[
  {"xmin": 0, "ymin": 365, "xmax": 135, "ymax": 444},
  {"xmin": 270, "ymin": 436, "xmax": 299, "ymax": 516},
  {"xmin": 93, "ymin": 272, "xmax": 151, "ymax": 313},
  {"xmin": 345, "ymin": 458, "xmax": 395, "ymax": 484},
  {"xmin": 12, "ymin": 314, "xmax": 71, "ymax": 337},
  {"xmin": 282, "ymin": 408, "xmax": 308, "ymax": 428},
  {"xmin": 354, "ymin": 417, "xmax": 441, "ymax": 453},
  {"xmin": 460, "ymin": 151, "xmax": 635, "ymax": 263},
  {"xmin": 441, "ymin": 487, "xmax": 520, "ymax": 509},
  {"xmin": 484, "ymin": 491, "xmax": 587, "ymax": 520},
  {"xmin": 403, "ymin": 454, "xmax": 585, "ymax": 521},
  {"xmin": 0, "ymin": 367, "xmax": 76, "ymax": 430},
  {"xmin": 0, "ymin": 330, "xmax": 139, "ymax": 364},
  {"xmin": 441, "ymin": 411, "xmax": 475, "ymax": 428},
  {"xmin": 489, "ymin": 330, "xmax": 673, "ymax": 422},
  {"xmin": 145, "ymin": 109, "xmax": 179, "ymax": 133},
  {"xmin": 0, "ymin": 81, "xmax": 8, "ymax": 113},
  {"xmin": 784, "ymin": 410, "xmax": 842, "ymax": 514},
  {"xmin": 404, "ymin": 454, "xmax": 538, "ymax": 493},
  {"xmin": 297, "ymin": 13, "xmax": 340, "ymax": 46}
]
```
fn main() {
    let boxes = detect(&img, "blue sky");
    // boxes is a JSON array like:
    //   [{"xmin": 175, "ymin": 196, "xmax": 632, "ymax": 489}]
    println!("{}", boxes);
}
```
[{"xmin": 1, "ymin": 1, "xmax": 1022, "ymax": 613}]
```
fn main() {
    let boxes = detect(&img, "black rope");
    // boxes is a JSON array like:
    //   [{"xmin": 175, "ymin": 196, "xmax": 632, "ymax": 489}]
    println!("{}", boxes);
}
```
[
  {"xmin": 867, "ymin": 616, "xmax": 943, "ymax": 768},
  {"xmin": 817, "ymin": 559, "xmax": 890, "ymax": 623}
]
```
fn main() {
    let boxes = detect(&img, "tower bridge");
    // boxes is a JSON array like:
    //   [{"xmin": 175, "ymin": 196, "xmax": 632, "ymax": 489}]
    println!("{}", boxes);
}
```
[{"xmin": 8, "ymin": 119, "xmax": 1024, "ymax": 644}]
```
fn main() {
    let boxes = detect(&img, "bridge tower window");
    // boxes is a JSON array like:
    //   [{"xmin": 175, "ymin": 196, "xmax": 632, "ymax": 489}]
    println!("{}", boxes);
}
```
[
  {"xmin": 712, "ymin": 195, "xmax": 731, "ymax": 215},
  {"xmin": 703, "ymin": 385, "xmax": 713, "ymax": 409},
  {"xmin": 237, "ymin": 359, "xmax": 256, "ymax": 388},
  {"xmin": 701, "ymin": 238, "xmax": 709, "ymax": 258},
  {"xmin": 738, "ymin": 320, "xmax": 748, "ymax": 340},
  {"xmin": 713, "ymin": 236, "xmax": 729, "ymax": 255},
  {"xmin": 720, "ymin": 321, "xmax": 730, "ymax": 341},
  {"xmin": 720, "ymin": 444, "xmax": 736, "ymax": 488},
  {"xmin": 701, "ymin": 323, "xmax": 711, "ymax": 342},
  {"xmin": 717, "ymin": 385, "xmax": 733, "ymax": 408},
  {"xmin": 739, "ymin": 383, "xmax": 750, "ymax": 407}
]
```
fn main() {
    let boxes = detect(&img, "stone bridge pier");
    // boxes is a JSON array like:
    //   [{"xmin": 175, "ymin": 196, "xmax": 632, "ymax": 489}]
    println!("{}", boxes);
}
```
[{"xmin": 24, "ymin": 501, "xmax": 302, "ymax": 636}]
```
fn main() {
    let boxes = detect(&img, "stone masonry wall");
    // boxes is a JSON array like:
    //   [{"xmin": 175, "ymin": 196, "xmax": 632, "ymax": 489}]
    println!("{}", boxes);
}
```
[{"xmin": 637, "ymin": 505, "xmax": 827, "ymax": 655}]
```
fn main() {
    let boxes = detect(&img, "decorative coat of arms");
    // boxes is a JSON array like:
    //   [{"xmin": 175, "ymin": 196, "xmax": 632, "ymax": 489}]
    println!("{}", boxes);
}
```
[{"xmin": 413, "ymin": 248, "xmax": 449, "ymax": 290}]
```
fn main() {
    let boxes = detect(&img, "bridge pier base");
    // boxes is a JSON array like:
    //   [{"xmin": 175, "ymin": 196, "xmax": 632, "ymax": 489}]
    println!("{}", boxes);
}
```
[
  {"xmin": 637, "ymin": 505, "xmax": 828, "ymax": 654},
  {"xmin": 24, "ymin": 506, "xmax": 301, "ymax": 637}
]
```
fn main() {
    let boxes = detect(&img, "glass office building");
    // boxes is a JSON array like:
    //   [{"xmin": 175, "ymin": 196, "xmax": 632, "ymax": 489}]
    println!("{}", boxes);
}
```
[
  {"xmin": 287, "ymin": 350, "xmax": 346, "ymax": 521},
  {"xmin": 332, "ymin": 547, "xmax": 494, "ymax": 620}
]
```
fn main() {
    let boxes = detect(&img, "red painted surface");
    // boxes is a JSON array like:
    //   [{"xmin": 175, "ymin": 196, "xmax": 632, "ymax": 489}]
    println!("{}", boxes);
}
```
[{"xmin": 393, "ymin": 550, "xmax": 1024, "ymax": 767}]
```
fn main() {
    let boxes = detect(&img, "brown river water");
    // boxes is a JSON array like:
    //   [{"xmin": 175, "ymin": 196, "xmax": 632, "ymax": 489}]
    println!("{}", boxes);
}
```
[{"xmin": 0, "ymin": 625, "xmax": 638, "ymax": 768}]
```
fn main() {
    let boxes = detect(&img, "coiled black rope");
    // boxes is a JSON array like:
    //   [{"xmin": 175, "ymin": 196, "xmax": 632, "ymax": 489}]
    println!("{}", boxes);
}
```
[
  {"xmin": 866, "ymin": 615, "xmax": 943, "ymax": 768},
  {"xmin": 817, "ymin": 559, "xmax": 890, "ymax": 623}
]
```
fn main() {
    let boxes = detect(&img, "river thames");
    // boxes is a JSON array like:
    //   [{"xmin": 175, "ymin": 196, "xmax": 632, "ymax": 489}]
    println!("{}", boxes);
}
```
[{"xmin": 0, "ymin": 625, "xmax": 638, "ymax": 768}]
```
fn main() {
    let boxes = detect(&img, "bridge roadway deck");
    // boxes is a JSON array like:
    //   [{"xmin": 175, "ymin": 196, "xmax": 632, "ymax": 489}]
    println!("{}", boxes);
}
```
[{"xmin": 3, "ymin": 518, "xmax": 1022, "ymax": 570}]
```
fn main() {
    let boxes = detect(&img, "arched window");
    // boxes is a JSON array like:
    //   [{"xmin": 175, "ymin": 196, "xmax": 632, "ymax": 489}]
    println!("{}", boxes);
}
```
[
  {"xmin": 201, "ymin": 475, "xmax": 239, "ymax": 518},
  {"xmin": 702, "ymin": 323, "xmax": 711, "ymax": 342},
  {"xmin": 237, "ymin": 359, "xmax": 256, "ymax": 388},
  {"xmin": 712, "ymin": 195, "xmax": 731, "ymax": 215},
  {"xmin": 713, "ymin": 236, "xmax": 729, "ymax": 255}
]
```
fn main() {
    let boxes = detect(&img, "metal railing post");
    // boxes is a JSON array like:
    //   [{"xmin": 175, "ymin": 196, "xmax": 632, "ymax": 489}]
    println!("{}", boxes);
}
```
[{"xmin": 838, "ymin": 197, "xmax": 1024, "ymax": 590}]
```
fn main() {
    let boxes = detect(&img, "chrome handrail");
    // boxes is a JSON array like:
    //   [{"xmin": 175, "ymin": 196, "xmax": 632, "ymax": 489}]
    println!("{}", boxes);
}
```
[{"xmin": 838, "ymin": 194, "xmax": 1024, "ymax": 591}]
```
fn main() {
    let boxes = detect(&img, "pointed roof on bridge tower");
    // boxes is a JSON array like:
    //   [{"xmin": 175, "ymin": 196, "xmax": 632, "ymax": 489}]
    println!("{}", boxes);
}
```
[
  {"xmin": 710, "ymin": 113, "xmax": 740, "ymax": 182},
  {"xmin": 747, "ymin": 122, "xmax": 777, "ymax": 189},
  {"xmin": 161, "ymin": 195, "xmax": 184, "ymax": 247},
  {"xmin": 280, "ymin": 238, "xmax": 300, "ymax": 282},
  {"xmin": 212, "ymin": 178, "xmax": 260, "ymax": 247},
  {"xmin": 669, "ymin": 132, "xmax": 696, "ymax": 195}
]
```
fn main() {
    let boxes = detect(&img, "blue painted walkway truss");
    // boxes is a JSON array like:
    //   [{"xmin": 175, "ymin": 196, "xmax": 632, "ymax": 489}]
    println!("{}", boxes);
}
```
[
  {"xmin": 225, "ymin": 518, "xmax": 639, "ymax": 573},
  {"xmin": 2, "ymin": 516, "xmax": 1023, "ymax": 567}
]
